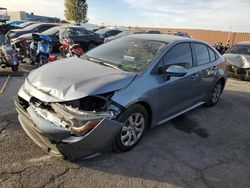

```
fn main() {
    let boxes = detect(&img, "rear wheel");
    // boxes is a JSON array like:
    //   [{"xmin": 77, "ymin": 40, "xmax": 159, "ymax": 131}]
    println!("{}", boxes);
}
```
[
  {"xmin": 113, "ymin": 104, "xmax": 148, "ymax": 152},
  {"xmin": 205, "ymin": 81, "xmax": 223, "ymax": 107}
]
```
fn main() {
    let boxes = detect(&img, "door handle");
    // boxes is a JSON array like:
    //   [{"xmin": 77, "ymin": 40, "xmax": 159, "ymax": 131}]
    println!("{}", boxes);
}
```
[{"xmin": 191, "ymin": 73, "xmax": 199, "ymax": 79}]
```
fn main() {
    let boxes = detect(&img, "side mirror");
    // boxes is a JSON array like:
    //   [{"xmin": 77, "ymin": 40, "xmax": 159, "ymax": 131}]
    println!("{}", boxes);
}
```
[{"xmin": 164, "ymin": 65, "xmax": 187, "ymax": 80}]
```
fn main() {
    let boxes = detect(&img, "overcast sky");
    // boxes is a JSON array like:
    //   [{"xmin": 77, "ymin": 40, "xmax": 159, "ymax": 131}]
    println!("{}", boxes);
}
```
[{"xmin": 1, "ymin": 0, "xmax": 250, "ymax": 32}]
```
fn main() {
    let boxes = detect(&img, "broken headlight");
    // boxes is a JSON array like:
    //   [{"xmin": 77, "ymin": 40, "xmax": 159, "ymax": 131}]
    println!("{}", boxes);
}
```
[
  {"xmin": 51, "ymin": 103, "xmax": 114, "ymax": 135},
  {"xmin": 30, "ymin": 95, "xmax": 120, "ymax": 136},
  {"xmin": 51, "ymin": 94, "xmax": 119, "ymax": 135}
]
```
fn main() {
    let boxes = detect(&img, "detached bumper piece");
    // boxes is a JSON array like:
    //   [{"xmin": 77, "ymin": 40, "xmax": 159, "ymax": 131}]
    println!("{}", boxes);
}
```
[{"xmin": 15, "ymin": 98, "xmax": 122, "ymax": 160}]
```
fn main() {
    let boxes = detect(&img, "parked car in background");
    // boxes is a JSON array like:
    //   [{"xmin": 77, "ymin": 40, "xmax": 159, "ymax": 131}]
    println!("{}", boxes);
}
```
[
  {"xmin": 12, "ymin": 25, "xmax": 104, "ymax": 61},
  {"xmin": 0, "ymin": 22, "xmax": 35, "ymax": 36},
  {"xmin": 15, "ymin": 21, "xmax": 36, "ymax": 29},
  {"xmin": 6, "ymin": 23, "xmax": 60, "ymax": 39},
  {"xmin": 15, "ymin": 34, "xmax": 227, "ymax": 160},
  {"xmin": 224, "ymin": 41, "xmax": 250, "ymax": 81},
  {"xmin": 6, "ymin": 20, "xmax": 25, "ymax": 26},
  {"xmin": 144, "ymin": 30, "xmax": 161, "ymax": 34},
  {"xmin": 95, "ymin": 28, "xmax": 122, "ymax": 39},
  {"xmin": 59, "ymin": 26, "xmax": 104, "ymax": 51},
  {"xmin": 104, "ymin": 30, "xmax": 161, "ymax": 43},
  {"xmin": 166, "ymin": 31, "xmax": 191, "ymax": 38},
  {"xmin": 104, "ymin": 30, "xmax": 140, "ymax": 42}
]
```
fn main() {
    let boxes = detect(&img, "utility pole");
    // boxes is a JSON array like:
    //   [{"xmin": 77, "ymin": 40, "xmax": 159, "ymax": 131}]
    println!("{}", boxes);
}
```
[{"xmin": 226, "ymin": 25, "xmax": 232, "ymax": 45}]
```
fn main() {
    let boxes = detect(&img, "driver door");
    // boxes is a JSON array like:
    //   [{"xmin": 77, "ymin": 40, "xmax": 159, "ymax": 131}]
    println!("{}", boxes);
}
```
[{"xmin": 156, "ymin": 43, "xmax": 203, "ymax": 123}]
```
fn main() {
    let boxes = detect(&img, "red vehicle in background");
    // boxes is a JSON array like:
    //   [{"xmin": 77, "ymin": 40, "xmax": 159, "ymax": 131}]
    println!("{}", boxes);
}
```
[{"xmin": 59, "ymin": 38, "xmax": 85, "ymax": 58}]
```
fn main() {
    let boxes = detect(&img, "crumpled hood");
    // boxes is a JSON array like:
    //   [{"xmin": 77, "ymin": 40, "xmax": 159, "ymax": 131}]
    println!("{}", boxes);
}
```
[
  {"xmin": 27, "ymin": 57, "xmax": 136, "ymax": 102},
  {"xmin": 224, "ymin": 53, "xmax": 250, "ymax": 68}
]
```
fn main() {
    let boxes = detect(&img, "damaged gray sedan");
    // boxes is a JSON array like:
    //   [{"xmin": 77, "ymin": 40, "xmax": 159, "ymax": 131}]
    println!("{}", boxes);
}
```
[
  {"xmin": 15, "ymin": 34, "xmax": 227, "ymax": 160},
  {"xmin": 224, "ymin": 41, "xmax": 250, "ymax": 81}
]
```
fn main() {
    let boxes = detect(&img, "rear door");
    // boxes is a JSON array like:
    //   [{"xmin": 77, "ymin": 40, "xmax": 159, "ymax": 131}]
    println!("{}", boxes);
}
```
[{"xmin": 191, "ymin": 43, "xmax": 219, "ymax": 99}]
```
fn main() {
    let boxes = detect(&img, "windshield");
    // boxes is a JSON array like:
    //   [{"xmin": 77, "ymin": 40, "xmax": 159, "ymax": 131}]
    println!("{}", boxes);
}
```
[
  {"xmin": 227, "ymin": 45, "xmax": 250, "ymax": 56},
  {"xmin": 42, "ymin": 27, "xmax": 60, "ymax": 35},
  {"xmin": 23, "ymin": 23, "xmax": 41, "ymax": 31},
  {"xmin": 85, "ymin": 37, "xmax": 166, "ymax": 72}
]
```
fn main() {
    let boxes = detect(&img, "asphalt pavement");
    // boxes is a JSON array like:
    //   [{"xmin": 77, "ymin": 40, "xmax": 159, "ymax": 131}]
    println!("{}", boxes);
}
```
[{"xmin": 0, "ymin": 64, "xmax": 250, "ymax": 188}]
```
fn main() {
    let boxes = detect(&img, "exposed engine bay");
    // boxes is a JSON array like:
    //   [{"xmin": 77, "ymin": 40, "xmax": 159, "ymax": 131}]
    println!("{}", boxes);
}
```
[{"xmin": 17, "ymin": 93, "xmax": 122, "ymax": 137}]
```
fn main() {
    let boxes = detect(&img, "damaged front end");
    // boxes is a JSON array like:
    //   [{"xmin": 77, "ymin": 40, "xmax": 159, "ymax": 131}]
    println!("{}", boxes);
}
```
[
  {"xmin": 224, "ymin": 54, "xmax": 250, "ymax": 80},
  {"xmin": 15, "ymin": 91, "xmax": 123, "ymax": 160}
]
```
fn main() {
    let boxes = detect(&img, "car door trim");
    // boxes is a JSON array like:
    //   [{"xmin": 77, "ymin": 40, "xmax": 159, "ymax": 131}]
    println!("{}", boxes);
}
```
[{"xmin": 156, "ymin": 101, "xmax": 204, "ymax": 126}]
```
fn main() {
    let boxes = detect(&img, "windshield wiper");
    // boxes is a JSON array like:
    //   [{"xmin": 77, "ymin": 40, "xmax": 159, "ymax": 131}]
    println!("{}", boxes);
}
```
[{"xmin": 85, "ymin": 57, "xmax": 121, "ymax": 70}]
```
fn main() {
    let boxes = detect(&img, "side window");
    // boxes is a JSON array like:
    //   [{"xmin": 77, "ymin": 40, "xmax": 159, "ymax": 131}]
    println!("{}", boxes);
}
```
[
  {"xmin": 192, "ymin": 43, "xmax": 210, "ymax": 65},
  {"xmin": 37, "ymin": 25, "xmax": 53, "ymax": 32},
  {"xmin": 163, "ymin": 43, "xmax": 193, "ymax": 69},
  {"xmin": 208, "ymin": 47, "xmax": 218, "ymax": 62},
  {"xmin": 106, "ymin": 31, "xmax": 113, "ymax": 37},
  {"xmin": 70, "ymin": 28, "xmax": 82, "ymax": 36},
  {"xmin": 81, "ymin": 29, "xmax": 92, "ymax": 36}
]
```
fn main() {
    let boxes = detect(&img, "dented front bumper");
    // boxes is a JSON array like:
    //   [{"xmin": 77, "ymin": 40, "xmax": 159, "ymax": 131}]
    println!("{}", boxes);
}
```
[{"xmin": 15, "ymin": 98, "xmax": 122, "ymax": 160}]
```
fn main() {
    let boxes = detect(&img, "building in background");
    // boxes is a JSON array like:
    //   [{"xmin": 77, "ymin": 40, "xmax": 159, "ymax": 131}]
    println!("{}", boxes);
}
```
[
  {"xmin": 0, "ymin": 7, "xmax": 10, "ymax": 22},
  {"xmin": 8, "ymin": 11, "xmax": 60, "ymax": 23}
]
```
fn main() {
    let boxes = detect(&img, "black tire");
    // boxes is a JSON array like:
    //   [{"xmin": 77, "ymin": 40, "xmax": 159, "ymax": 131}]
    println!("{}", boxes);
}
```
[
  {"xmin": 241, "ymin": 69, "xmax": 250, "ymax": 81},
  {"xmin": 11, "ymin": 65, "xmax": 18, "ymax": 72},
  {"xmin": 88, "ymin": 43, "xmax": 96, "ymax": 51},
  {"xmin": 205, "ymin": 80, "xmax": 223, "ymax": 107},
  {"xmin": 113, "ymin": 104, "xmax": 148, "ymax": 152}
]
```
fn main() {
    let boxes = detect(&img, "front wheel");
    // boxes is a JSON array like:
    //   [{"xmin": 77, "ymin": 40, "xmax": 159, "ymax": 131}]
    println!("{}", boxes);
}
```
[
  {"xmin": 205, "ymin": 81, "xmax": 223, "ymax": 107},
  {"xmin": 113, "ymin": 104, "xmax": 148, "ymax": 152}
]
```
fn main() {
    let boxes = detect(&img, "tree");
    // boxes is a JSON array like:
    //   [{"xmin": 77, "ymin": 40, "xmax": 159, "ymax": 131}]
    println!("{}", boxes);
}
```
[{"xmin": 64, "ymin": 0, "xmax": 88, "ymax": 23}]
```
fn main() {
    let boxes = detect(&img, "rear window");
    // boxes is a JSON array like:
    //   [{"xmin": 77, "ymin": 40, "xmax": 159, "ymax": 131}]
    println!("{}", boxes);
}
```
[
  {"xmin": 192, "ymin": 43, "xmax": 210, "ymax": 65},
  {"xmin": 208, "ymin": 48, "xmax": 218, "ymax": 62}
]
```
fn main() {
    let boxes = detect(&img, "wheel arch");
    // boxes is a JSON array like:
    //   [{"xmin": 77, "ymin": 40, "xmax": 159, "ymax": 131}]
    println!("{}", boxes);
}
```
[
  {"xmin": 136, "ymin": 101, "xmax": 153, "ymax": 129},
  {"xmin": 217, "ymin": 77, "xmax": 226, "ymax": 91}
]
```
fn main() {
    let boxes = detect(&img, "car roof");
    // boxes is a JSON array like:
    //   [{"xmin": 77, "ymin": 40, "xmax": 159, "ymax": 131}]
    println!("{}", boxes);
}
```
[
  {"xmin": 126, "ymin": 34, "xmax": 194, "ymax": 43},
  {"xmin": 236, "ymin": 41, "xmax": 250, "ymax": 45}
]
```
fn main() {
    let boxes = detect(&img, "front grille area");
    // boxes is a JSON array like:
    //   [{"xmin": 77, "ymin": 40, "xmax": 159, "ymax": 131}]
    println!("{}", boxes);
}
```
[
  {"xmin": 15, "ymin": 97, "xmax": 63, "ymax": 157},
  {"xmin": 17, "ymin": 96, "xmax": 30, "ymax": 111}
]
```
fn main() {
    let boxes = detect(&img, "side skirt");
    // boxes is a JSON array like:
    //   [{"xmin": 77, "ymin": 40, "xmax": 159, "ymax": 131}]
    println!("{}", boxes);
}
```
[{"xmin": 156, "ymin": 102, "xmax": 205, "ymax": 126}]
